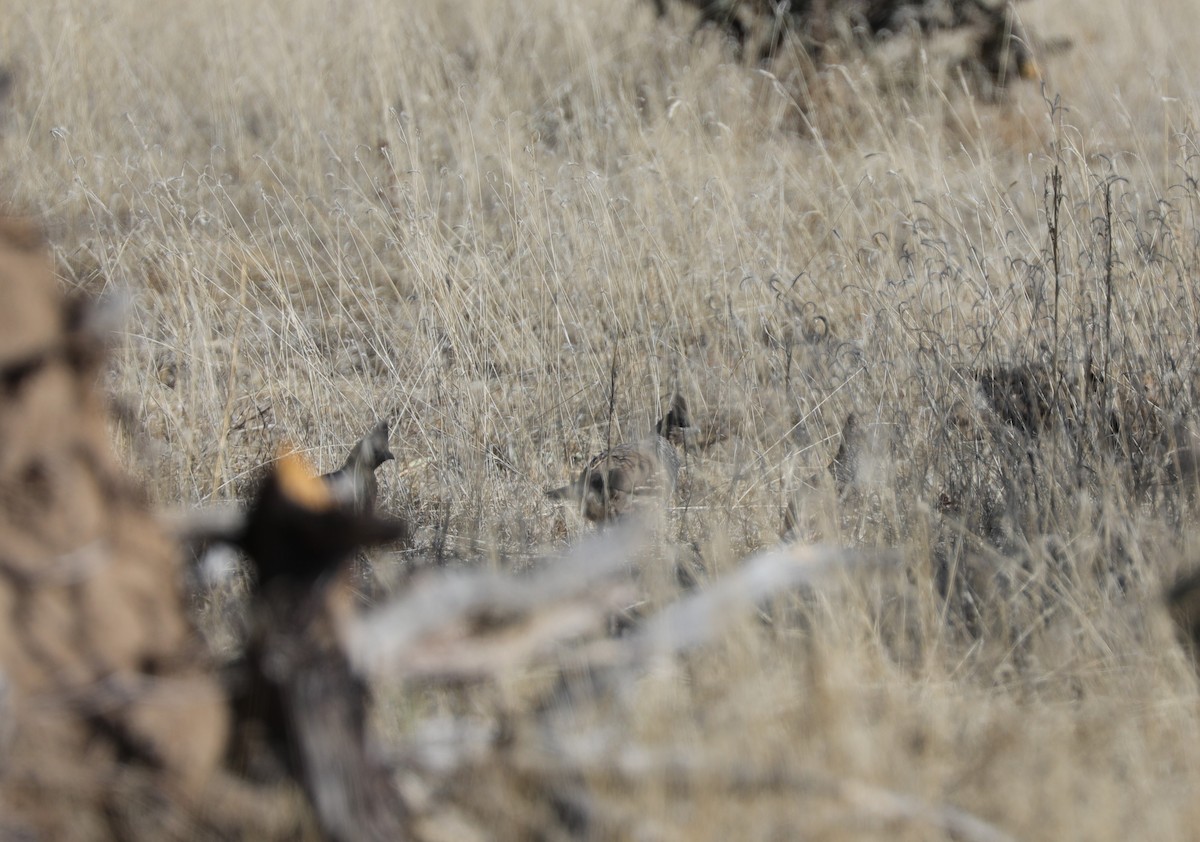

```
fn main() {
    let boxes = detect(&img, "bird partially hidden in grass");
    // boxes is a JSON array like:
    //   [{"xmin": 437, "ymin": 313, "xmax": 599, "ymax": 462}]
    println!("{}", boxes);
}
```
[
  {"xmin": 318, "ymin": 420, "xmax": 399, "ymax": 604},
  {"xmin": 547, "ymin": 395, "xmax": 693, "ymax": 523},
  {"xmin": 170, "ymin": 421, "xmax": 399, "ymax": 589},
  {"xmin": 241, "ymin": 446, "xmax": 408, "ymax": 591},
  {"xmin": 782, "ymin": 411, "xmax": 863, "ymax": 539},
  {"xmin": 320, "ymin": 420, "xmax": 395, "ymax": 514}
]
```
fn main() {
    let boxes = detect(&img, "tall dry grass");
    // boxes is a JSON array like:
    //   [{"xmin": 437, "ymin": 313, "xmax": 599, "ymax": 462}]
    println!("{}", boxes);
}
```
[{"xmin": 5, "ymin": 0, "xmax": 1200, "ymax": 837}]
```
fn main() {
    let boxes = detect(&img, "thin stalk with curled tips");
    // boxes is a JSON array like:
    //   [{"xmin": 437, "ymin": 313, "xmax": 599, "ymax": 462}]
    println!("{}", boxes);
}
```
[{"xmin": 1102, "ymin": 177, "xmax": 1116, "ymax": 416}]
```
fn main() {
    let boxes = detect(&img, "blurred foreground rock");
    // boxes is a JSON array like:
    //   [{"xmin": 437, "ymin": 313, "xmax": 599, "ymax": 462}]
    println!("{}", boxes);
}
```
[{"xmin": 0, "ymin": 218, "xmax": 230, "ymax": 838}]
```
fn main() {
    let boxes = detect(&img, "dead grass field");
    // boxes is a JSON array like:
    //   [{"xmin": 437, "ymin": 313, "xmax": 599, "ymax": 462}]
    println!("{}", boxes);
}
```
[{"xmin": 5, "ymin": 0, "xmax": 1200, "ymax": 838}]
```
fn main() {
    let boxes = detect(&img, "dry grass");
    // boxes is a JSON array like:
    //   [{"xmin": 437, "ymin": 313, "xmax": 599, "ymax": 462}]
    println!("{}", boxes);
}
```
[{"xmin": 5, "ymin": 0, "xmax": 1200, "ymax": 837}]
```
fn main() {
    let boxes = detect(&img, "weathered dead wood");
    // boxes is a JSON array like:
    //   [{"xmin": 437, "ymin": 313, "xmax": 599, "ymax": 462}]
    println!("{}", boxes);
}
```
[
  {"xmin": 348, "ymin": 524, "xmax": 645, "ymax": 681},
  {"xmin": 0, "ymin": 217, "xmax": 228, "ymax": 840},
  {"xmin": 229, "ymin": 451, "xmax": 411, "ymax": 842},
  {"xmin": 585, "ymin": 542, "xmax": 901, "ymax": 669},
  {"xmin": 511, "ymin": 736, "xmax": 1018, "ymax": 842}
]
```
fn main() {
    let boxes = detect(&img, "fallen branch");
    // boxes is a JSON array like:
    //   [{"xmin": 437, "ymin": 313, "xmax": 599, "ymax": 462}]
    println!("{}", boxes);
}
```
[
  {"xmin": 584, "ymin": 542, "xmax": 901, "ymax": 669},
  {"xmin": 394, "ymin": 721, "xmax": 1015, "ymax": 842},
  {"xmin": 347, "ymin": 524, "xmax": 645, "ymax": 677},
  {"xmin": 377, "ymin": 585, "xmax": 636, "ymax": 683}
]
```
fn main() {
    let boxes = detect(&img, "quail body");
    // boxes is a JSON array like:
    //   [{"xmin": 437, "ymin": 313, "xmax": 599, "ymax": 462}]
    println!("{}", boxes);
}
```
[
  {"xmin": 321, "ymin": 420, "xmax": 395, "ymax": 514},
  {"xmin": 782, "ymin": 411, "xmax": 862, "ymax": 538},
  {"xmin": 548, "ymin": 395, "xmax": 692, "ymax": 523}
]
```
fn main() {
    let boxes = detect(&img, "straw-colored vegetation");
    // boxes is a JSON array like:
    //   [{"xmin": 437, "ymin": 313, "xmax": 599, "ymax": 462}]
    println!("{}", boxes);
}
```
[{"xmin": 4, "ymin": 0, "xmax": 1200, "ymax": 837}]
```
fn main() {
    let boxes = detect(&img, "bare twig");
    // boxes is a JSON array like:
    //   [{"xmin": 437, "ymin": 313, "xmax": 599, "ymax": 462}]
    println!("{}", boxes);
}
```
[{"xmin": 210, "ymin": 265, "xmax": 250, "ymax": 499}]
